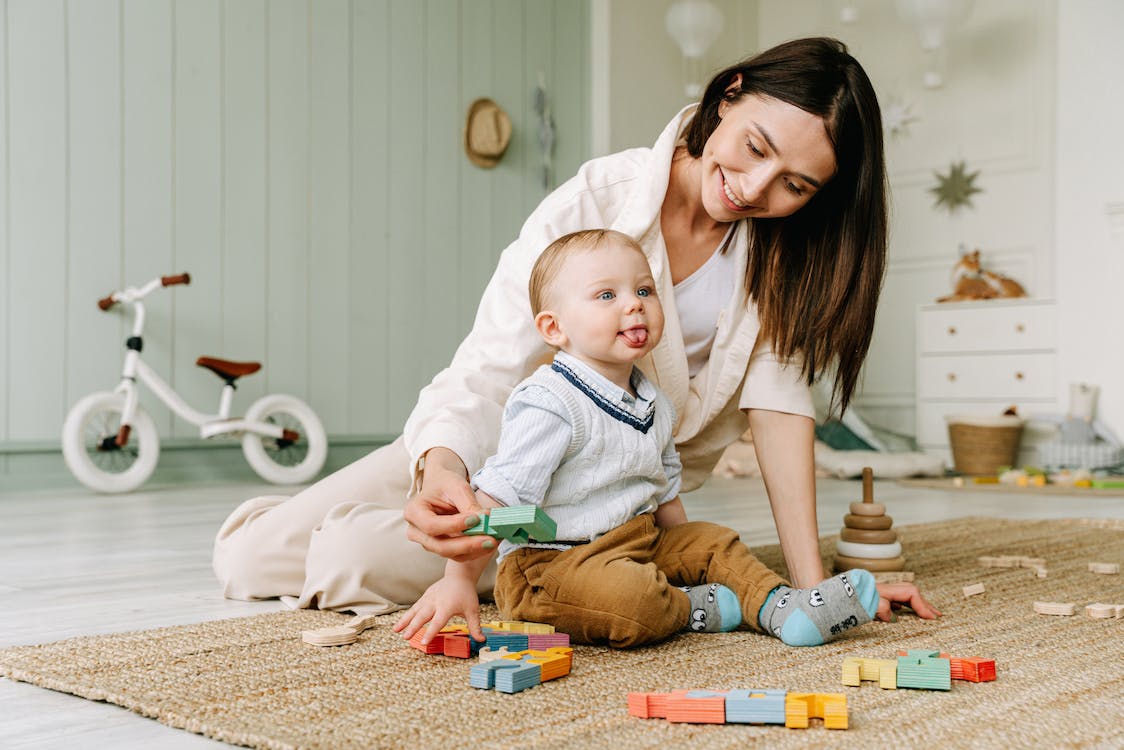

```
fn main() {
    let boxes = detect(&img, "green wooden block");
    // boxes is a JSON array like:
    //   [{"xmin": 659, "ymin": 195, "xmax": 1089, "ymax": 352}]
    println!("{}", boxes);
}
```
[
  {"xmin": 487, "ymin": 505, "xmax": 557, "ymax": 543},
  {"xmin": 897, "ymin": 651, "xmax": 951, "ymax": 691},
  {"xmin": 463, "ymin": 515, "xmax": 493, "ymax": 536}
]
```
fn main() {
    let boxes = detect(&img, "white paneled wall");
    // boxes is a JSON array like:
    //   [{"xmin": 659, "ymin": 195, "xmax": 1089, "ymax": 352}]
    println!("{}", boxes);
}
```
[
  {"xmin": 759, "ymin": 0, "xmax": 1057, "ymax": 434},
  {"xmin": 0, "ymin": 1, "xmax": 590, "ymax": 466}
]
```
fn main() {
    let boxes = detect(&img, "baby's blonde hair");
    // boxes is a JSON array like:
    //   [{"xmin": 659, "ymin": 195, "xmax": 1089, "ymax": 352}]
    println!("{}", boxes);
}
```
[{"xmin": 528, "ymin": 229, "xmax": 645, "ymax": 315}]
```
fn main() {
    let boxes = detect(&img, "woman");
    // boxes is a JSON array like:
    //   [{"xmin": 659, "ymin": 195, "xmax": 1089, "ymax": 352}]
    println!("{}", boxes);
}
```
[{"xmin": 214, "ymin": 37, "xmax": 938, "ymax": 621}]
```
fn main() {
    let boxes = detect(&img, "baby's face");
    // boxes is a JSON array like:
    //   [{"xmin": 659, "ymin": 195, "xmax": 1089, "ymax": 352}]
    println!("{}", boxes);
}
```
[{"xmin": 545, "ymin": 239, "xmax": 664, "ymax": 368}]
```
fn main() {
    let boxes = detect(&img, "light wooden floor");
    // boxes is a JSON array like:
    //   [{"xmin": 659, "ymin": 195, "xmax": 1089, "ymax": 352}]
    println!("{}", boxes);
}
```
[{"xmin": 2, "ymin": 476, "xmax": 1122, "ymax": 749}]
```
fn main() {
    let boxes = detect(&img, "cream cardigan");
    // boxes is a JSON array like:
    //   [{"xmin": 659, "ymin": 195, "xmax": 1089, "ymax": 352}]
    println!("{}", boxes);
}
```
[{"xmin": 404, "ymin": 106, "xmax": 814, "ymax": 494}]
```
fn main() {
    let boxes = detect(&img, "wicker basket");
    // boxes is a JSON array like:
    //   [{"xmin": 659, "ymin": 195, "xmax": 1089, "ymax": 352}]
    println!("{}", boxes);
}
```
[{"xmin": 946, "ymin": 414, "xmax": 1025, "ymax": 475}]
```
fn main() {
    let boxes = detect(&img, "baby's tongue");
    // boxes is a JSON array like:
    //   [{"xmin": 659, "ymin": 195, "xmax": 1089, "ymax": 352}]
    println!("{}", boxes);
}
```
[{"xmin": 620, "ymin": 328, "xmax": 648, "ymax": 347}]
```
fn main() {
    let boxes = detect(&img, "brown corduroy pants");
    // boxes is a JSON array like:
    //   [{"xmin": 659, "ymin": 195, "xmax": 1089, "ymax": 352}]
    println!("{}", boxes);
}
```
[{"xmin": 494, "ymin": 514, "xmax": 786, "ymax": 648}]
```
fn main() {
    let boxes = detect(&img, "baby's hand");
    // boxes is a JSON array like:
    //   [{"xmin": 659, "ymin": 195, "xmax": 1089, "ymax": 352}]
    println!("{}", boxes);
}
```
[
  {"xmin": 392, "ymin": 574, "xmax": 485, "ymax": 645},
  {"xmin": 875, "ymin": 582, "xmax": 942, "ymax": 621}
]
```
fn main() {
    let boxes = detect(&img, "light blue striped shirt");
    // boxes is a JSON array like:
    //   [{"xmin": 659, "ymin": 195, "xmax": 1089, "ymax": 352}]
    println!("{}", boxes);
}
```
[{"xmin": 472, "ymin": 351, "xmax": 682, "ymax": 560}]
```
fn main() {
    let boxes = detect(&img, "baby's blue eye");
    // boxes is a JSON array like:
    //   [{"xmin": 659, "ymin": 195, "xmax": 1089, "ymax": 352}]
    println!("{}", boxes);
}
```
[
  {"xmin": 598, "ymin": 291, "xmax": 615, "ymax": 300},
  {"xmin": 637, "ymin": 288, "xmax": 651, "ymax": 297}
]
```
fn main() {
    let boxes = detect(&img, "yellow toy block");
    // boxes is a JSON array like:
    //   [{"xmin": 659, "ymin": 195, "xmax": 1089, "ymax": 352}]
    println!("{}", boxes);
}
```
[
  {"xmin": 841, "ymin": 657, "xmax": 897, "ymax": 689},
  {"xmin": 485, "ymin": 620, "xmax": 555, "ymax": 634},
  {"xmin": 785, "ymin": 693, "xmax": 848, "ymax": 730}
]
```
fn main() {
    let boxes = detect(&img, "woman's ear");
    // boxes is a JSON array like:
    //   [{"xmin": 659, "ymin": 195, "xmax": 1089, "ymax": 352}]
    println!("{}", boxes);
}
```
[
  {"xmin": 723, "ymin": 73, "xmax": 743, "ymax": 97},
  {"xmin": 535, "ymin": 310, "xmax": 567, "ymax": 349}
]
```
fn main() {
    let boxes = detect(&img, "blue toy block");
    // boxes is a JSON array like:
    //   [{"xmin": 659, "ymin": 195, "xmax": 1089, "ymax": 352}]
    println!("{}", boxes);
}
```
[
  {"xmin": 725, "ymin": 689, "xmax": 787, "ymax": 725},
  {"xmin": 484, "ymin": 631, "xmax": 529, "ymax": 652},
  {"xmin": 897, "ymin": 649, "xmax": 951, "ymax": 691},
  {"xmin": 469, "ymin": 659, "xmax": 526, "ymax": 690},
  {"xmin": 494, "ymin": 658, "xmax": 543, "ymax": 694}
]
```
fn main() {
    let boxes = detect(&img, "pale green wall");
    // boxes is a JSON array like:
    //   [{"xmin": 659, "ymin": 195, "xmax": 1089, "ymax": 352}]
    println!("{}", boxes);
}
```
[{"xmin": 0, "ymin": 0, "xmax": 590, "ymax": 483}]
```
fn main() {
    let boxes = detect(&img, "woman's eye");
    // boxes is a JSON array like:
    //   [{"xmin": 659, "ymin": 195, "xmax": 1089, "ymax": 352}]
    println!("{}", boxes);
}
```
[
  {"xmin": 785, "ymin": 181, "xmax": 805, "ymax": 196},
  {"xmin": 598, "ymin": 291, "xmax": 615, "ymax": 300},
  {"xmin": 746, "ymin": 139, "xmax": 764, "ymax": 157}
]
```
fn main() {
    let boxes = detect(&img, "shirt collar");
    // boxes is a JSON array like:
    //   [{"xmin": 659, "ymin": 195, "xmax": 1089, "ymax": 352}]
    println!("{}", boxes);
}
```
[{"xmin": 551, "ymin": 351, "xmax": 657, "ymax": 433}]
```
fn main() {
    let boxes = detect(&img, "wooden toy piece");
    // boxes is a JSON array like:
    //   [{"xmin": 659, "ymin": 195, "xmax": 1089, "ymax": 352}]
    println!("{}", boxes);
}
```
[
  {"xmin": 725, "ymin": 690, "xmax": 787, "ymax": 725},
  {"xmin": 1088, "ymin": 562, "xmax": 1120, "ymax": 575},
  {"xmin": 840, "ymin": 527, "xmax": 897, "ymax": 544},
  {"xmin": 841, "ymin": 657, "xmax": 897, "ymax": 689},
  {"xmin": 872, "ymin": 571, "xmax": 915, "ymax": 584},
  {"xmin": 835, "ymin": 540, "xmax": 903, "ymax": 559},
  {"xmin": 511, "ymin": 647, "xmax": 573, "ymax": 682},
  {"xmin": 962, "ymin": 582, "xmax": 986, "ymax": 598},
  {"xmin": 486, "ymin": 620, "xmax": 555, "ymax": 634},
  {"xmin": 896, "ymin": 650, "xmax": 951, "ymax": 691},
  {"xmin": 665, "ymin": 690, "xmax": 728, "ymax": 724},
  {"xmin": 833, "ymin": 553, "xmax": 907, "ymax": 572},
  {"xmin": 785, "ymin": 693, "xmax": 848, "ymax": 730},
  {"xmin": 469, "ymin": 658, "xmax": 536, "ymax": 691},
  {"xmin": 477, "ymin": 646, "xmax": 512, "ymax": 662},
  {"xmin": 1091, "ymin": 478, "xmax": 1124, "ymax": 489},
  {"xmin": 1085, "ymin": 603, "xmax": 1120, "ymax": 619},
  {"xmin": 1033, "ymin": 601, "xmax": 1076, "ymax": 616},
  {"xmin": 951, "ymin": 657, "xmax": 997, "ymax": 682},
  {"xmin": 301, "ymin": 613, "xmax": 380, "ymax": 647},
  {"xmin": 842, "ymin": 513, "xmax": 893, "ymax": 530},
  {"xmin": 849, "ymin": 500, "xmax": 887, "ymax": 516},
  {"xmin": 526, "ymin": 632, "xmax": 570, "ymax": 650},
  {"xmin": 485, "ymin": 505, "xmax": 557, "ymax": 544},
  {"xmin": 627, "ymin": 691, "xmax": 673, "ymax": 719}
]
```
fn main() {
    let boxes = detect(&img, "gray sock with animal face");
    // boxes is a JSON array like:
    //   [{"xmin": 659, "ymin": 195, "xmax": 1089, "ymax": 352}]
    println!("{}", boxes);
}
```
[
  {"xmin": 757, "ymin": 569, "xmax": 880, "ymax": 647},
  {"xmin": 679, "ymin": 583, "xmax": 742, "ymax": 633}
]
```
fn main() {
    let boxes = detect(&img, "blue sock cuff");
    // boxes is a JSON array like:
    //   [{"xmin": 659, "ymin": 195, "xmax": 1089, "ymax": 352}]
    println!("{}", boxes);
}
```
[
  {"xmin": 715, "ymin": 586, "xmax": 741, "ymax": 632},
  {"xmin": 758, "ymin": 586, "xmax": 782, "ymax": 627}
]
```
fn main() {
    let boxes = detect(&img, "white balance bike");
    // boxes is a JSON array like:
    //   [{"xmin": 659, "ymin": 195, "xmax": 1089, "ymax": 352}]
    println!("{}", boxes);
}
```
[{"xmin": 62, "ymin": 273, "xmax": 327, "ymax": 493}]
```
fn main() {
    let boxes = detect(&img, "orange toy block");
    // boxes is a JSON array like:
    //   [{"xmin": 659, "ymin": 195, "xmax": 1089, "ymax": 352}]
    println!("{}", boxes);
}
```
[
  {"xmin": 503, "ymin": 647, "xmax": 573, "ymax": 682},
  {"xmin": 627, "ymin": 691, "xmax": 673, "ymax": 719},
  {"xmin": 665, "ymin": 690, "xmax": 728, "ymax": 724},
  {"xmin": 407, "ymin": 624, "xmax": 465, "ymax": 654}
]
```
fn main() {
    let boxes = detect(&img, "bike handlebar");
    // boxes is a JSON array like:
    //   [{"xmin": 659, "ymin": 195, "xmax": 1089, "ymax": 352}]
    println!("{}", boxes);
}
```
[{"xmin": 97, "ymin": 272, "xmax": 191, "ymax": 311}]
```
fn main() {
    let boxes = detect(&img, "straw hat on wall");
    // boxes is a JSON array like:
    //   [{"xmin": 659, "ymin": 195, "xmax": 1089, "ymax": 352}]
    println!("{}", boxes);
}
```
[{"xmin": 464, "ymin": 97, "xmax": 512, "ymax": 169}]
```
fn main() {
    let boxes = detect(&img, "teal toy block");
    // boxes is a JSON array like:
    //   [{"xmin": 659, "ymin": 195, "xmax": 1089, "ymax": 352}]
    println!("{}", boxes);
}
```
[
  {"xmin": 897, "ymin": 650, "xmax": 951, "ymax": 691},
  {"xmin": 725, "ymin": 689, "xmax": 787, "ymax": 725},
  {"xmin": 466, "ymin": 505, "xmax": 557, "ymax": 543},
  {"xmin": 469, "ymin": 655, "xmax": 543, "ymax": 693}
]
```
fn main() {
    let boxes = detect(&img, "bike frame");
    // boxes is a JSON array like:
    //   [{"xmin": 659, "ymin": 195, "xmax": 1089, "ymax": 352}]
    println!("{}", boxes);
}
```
[{"xmin": 110, "ymin": 280, "xmax": 284, "ymax": 441}]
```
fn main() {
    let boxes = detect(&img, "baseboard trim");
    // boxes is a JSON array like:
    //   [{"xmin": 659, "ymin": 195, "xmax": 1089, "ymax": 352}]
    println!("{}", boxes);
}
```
[{"xmin": 0, "ymin": 435, "xmax": 395, "ymax": 492}]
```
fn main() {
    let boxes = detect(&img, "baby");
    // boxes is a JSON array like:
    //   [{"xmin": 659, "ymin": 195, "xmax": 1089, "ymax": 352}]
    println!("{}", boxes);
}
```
[{"xmin": 395, "ymin": 229, "xmax": 879, "ymax": 648}]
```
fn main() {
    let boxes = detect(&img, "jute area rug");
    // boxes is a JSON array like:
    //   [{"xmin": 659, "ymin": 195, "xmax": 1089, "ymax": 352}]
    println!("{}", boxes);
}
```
[{"xmin": 2, "ymin": 518, "xmax": 1123, "ymax": 750}]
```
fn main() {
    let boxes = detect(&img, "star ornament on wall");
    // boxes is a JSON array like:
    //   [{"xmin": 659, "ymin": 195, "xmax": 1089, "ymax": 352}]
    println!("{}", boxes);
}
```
[{"xmin": 930, "ymin": 160, "xmax": 982, "ymax": 213}]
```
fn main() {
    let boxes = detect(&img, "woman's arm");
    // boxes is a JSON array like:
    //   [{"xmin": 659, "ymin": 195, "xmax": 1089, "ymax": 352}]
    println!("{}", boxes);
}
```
[{"xmin": 747, "ymin": 408, "xmax": 825, "ymax": 587}]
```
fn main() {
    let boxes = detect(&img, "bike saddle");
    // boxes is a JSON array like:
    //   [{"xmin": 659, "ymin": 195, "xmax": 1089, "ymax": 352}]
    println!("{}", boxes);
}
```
[{"xmin": 196, "ymin": 356, "xmax": 262, "ymax": 383}]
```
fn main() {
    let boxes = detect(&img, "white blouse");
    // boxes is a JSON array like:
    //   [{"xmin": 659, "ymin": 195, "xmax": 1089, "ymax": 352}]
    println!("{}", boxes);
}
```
[{"xmin": 673, "ymin": 225, "xmax": 737, "ymax": 378}]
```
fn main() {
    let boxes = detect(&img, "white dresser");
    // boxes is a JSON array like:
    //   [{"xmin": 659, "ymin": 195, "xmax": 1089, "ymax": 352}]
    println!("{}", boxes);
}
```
[{"xmin": 915, "ymin": 298, "xmax": 1058, "ymax": 466}]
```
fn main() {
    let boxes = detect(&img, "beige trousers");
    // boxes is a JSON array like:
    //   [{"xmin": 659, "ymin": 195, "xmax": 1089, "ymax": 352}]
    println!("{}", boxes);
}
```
[{"xmin": 212, "ymin": 436, "xmax": 497, "ymax": 614}]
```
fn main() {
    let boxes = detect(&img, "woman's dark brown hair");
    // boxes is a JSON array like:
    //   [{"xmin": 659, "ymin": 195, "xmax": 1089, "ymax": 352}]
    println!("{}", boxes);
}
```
[{"xmin": 682, "ymin": 37, "xmax": 887, "ymax": 415}]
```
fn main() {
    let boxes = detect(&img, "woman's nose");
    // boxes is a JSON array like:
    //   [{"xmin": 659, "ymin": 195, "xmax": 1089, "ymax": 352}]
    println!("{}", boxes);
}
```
[{"xmin": 737, "ymin": 167, "xmax": 774, "ymax": 206}]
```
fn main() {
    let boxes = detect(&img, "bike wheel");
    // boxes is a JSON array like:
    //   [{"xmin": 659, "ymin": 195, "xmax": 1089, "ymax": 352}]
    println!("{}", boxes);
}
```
[
  {"xmin": 61, "ymin": 392, "xmax": 160, "ymax": 493},
  {"xmin": 241, "ymin": 394, "xmax": 327, "ymax": 485}
]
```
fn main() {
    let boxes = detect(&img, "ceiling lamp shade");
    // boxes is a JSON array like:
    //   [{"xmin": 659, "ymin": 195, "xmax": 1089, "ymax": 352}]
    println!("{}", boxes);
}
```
[
  {"xmin": 895, "ymin": 0, "xmax": 974, "ymax": 87},
  {"xmin": 665, "ymin": 0, "xmax": 724, "ymax": 98}
]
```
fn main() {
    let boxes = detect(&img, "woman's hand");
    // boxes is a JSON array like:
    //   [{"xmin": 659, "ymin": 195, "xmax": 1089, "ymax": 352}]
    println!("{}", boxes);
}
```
[
  {"xmin": 404, "ymin": 448, "xmax": 497, "ymax": 562},
  {"xmin": 392, "ymin": 572, "xmax": 486, "ymax": 644},
  {"xmin": 874, "ymin": 582, "xmax": 942, "ymax": 621}
]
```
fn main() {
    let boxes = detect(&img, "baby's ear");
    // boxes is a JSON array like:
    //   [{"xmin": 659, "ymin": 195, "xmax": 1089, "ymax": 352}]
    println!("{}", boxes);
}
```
[{"xmin": 534, "ymin": 310, "xmax": 567, "ymax": 349}]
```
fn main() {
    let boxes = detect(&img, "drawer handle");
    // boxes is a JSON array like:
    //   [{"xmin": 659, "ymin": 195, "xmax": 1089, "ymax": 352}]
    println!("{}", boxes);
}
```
[
  {"xmin": 947, "ymin": 326, "xmax": 957, "ymax": 335},
  {"xmin": 1015, "ymin": 372, "xmax": 1025, "ymax": 381},
  {"xmin": 1015, "ymin": 323, "xmax": 1026, "ymax": 333},
  {"xmin": 947, "ymin": 373, "xmax": 957, "ymax": 382}
]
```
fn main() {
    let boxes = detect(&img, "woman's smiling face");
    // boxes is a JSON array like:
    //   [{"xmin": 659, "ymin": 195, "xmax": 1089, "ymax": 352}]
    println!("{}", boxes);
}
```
[{"xmin": 699, "ymin": 92, "xmax": 837, "ymax": 221}]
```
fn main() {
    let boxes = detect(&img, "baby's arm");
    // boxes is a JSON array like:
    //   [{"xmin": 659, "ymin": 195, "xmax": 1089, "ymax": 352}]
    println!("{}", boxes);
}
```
[
  {"xmin": 654, "ymin": 496, "xmax": 688, "ymax": 527},
  {"xmin": 394, "ymin": 489, "xmax": 504, "ymax": 645},
  {"xmin": 654, "ymin": 395, "xmax": 686, "ymax": 528}
]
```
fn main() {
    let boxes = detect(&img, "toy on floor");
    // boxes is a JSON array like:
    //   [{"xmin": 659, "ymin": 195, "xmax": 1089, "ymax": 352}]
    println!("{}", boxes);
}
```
[
  {"xmin": 1088, "ymin": 562, "xmax": 1120, "ymax": 575},
  {"xmin": 627, "ymin": 689, "xmax": 848, "ymax": 729},
  {"xmin": 470, "ymin": 647, "xmax": 574, "ymax": 693},
  {"xmin": 834, "ymin": 467, "xmax": 906, "ymax": 573},
  {"xmin": 407, "ymin": 620, "xmax": 570, "ymax": 658},
  {"xmin": 873, "ymin": 571, "xmax": 915, "ymax": 583},
  {"xmin": 302, "ymin": 613, "xmax": 380, "ymax": 647},
  {"xmin": 1033, "ymin": 601, "xmax": 1076, "ymax": 616},
  {"xmin": 962, "ymin": 582, "xmax": 986, "ymax": 597},
  {"xmin": 841, "ymin": 649, "xmax": 996, "ymax": 690},
  {"xmin": 1085, "ymin": 603, "xmax": 1124, "ymax": 619},
  {"xmin": 463, "ymin": 505, "xmax": 557, "ymax": 543},
  {"xmin": 978, "ymin": 554, "xmax": 1048, "ymax": 578}
]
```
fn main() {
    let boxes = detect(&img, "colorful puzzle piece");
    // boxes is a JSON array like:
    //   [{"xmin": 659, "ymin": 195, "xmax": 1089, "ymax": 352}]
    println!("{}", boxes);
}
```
[
  {"xmin": 843, "ymin": 649, "xmax": 995, "ymax": 690},
  {"xmin": 463, "ymin": 505, "xmax": 558, "ymax": 543},
  {"xmin": 469, "ymin": 647, "xmax": 573, "ymax": 693},
  {"xmin": 627, "ymin": 689, "xmax": 847, "ymax": 729},
  {"xmin": 407, "ymin": 621, "xmax": 569, "ymax": 659}
]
